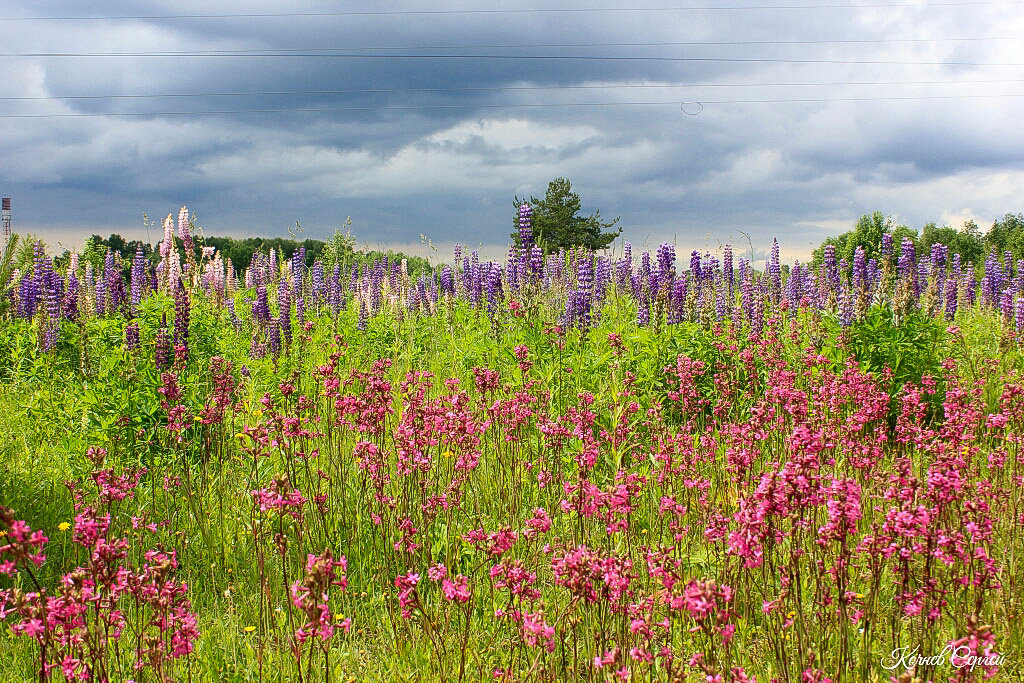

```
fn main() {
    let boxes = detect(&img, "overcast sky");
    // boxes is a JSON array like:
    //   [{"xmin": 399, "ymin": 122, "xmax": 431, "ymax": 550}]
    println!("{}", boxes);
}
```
[{"xmin": 2, "ymin": 1, "xmax": 1022, "ymax": 263}]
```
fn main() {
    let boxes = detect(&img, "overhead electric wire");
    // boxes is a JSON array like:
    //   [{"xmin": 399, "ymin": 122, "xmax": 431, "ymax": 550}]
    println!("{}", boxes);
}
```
[
  {"xmin": 3, "ymin": 37, "xmax": 1021, "ymax": 54},
  {"xmin": 3, "ymin": 92, "xmax": 1023, "ymax": 118},
  {"xmin": 2, "ymin": 2, "xmax": 1023, "ymax": 20},
  {"xmin": 5, "ymin": 52, "xmax": 1023, "ymax": 67},
  {"xmin": 4, "ymin": 79, "xmax": 1024, "ymax": 102}
]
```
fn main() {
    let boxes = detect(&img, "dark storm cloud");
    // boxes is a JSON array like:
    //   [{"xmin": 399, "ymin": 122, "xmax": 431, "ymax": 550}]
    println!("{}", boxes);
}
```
[{"xmin": 2, "ymin": 0, "xmax": 1022, "ymax": 261}]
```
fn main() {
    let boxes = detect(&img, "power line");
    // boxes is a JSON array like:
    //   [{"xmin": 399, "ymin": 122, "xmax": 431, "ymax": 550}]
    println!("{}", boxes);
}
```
[
  {"xmin": 2, "ymin": 37, "xmax": 1020, "ymax": 54},
  {"xmin": 5, "ymin": 52, "xmax": 1022, "ymax": 66},
  {"xmin": 194, "ymin": 37, "xmax": 1024, "ymax": 48},
  {"xmin": 5, "ymin": 79, "xmax": 1024, "ymax": 102},
  {"xmin": 1, "ymin": 3, "xmax": 1021, "ymax": 20},
  {"xmin": 3, "ymin": 92, "xmax": 1022, "ymax": 118}
]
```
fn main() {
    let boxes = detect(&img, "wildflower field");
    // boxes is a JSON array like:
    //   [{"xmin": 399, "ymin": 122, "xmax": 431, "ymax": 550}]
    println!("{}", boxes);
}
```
[{"xmin": 2, "ymin": 206, "xmax": 1023, "ymax": 682}]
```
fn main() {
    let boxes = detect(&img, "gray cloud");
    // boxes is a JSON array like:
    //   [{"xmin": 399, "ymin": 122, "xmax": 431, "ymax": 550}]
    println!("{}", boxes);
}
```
[{"xmin": 1, "ymin": 0, "xmax": 1021, "ymax": 261}]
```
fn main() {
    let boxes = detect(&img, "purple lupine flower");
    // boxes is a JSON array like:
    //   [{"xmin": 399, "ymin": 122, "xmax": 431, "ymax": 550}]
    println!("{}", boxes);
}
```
[
  {"xmin": 787, "ymin": 262, "xmax": 802, "ymax": 307},
  {"xmin": 529, "ymin": 245, "xmax": 543, "ymax": 278},
  {"xmin": 311, "ymin": 259, "xmax": 325, "ymax": 308},
  {"xmin": 357, "ymin": 300, "xmax": 368, "ymax": 331},
  {"xmin": 173, "ymin": 279, "xmax": 190, "ymax": 360},
  {"xmin": 1001, "ymin": 288, "xmax": 1014, "ymax": 322},
  {"xmin": 32, "ymin": 242, "xmax": 47, "ymax": 311},
  {"xmin": 805, "ymin": 268, "xmax": 820, "ymax": 309},
  {"xmin": 656, "ymin": 242, "xmax": 675, "ymax": 281},
  {"xmin": 567, "ymin": 254, "xmax": 594, "ymax": 328},
  {"xmin": 965, "ymin": 265, "xmax": 977, "ymax": 306},
  {"xmin": 637, "ymin": 294, "xmax": 650, "ymax": 326},
  {"xmin": 42, "ymin": 256, "xmax": 61, "ymax": 351},
  {"xmin": 688, "ymin": 250, "xmax": 701, "ymax": 281},
  {"xmin": 723, "ymin": 244, "xmax": 734, "ymax": 300},
  {"xmin": 267, "ymin": 320, "xmax": 281, "ymax": 355},
  {"xmin": 898, "ymin": 238, "xmax": 916, "ymax": 283},
  {"xmin": 838, "ymin": 282, "xmax": 853, "ymax": 328},
  {"xmin": 125, "ymin": 322, "xmax": 140, "ymax": 351},
  {"xmin": 130, "ymin": 246, "xmax": 145, "ymax": 318},
  {"xmin": 249, "ymin": 331, "xmax": 266, "ymax": 360},
  {"xmin": 104, "ymin": 249, "xmax": 122, "ymax": 313},
  {"xmin": 330, "ymin": 264, "xmax": 343, "ymax": 315},
  {"xmin": 416, "ymin": 277, "xmax": 428, "ymax": 310},
  {"xmin": 983, "ymin": 252, "xmax": 999, "ymax": 305},
  {"xmin": 63, "ymin": 274, "xmax": 79, "ymax": 322},
  {"xmin": 440, "ymin": 265, "xmax": 454, "ymax": 296},
  {"xmin": 18, "ymin": 272, "xmax": 36, "ymax": 318},
  {"xmin": 518, "ymin": 203, "xmax": 533, "ymax": 255},
  {"xmin": 348, "ymin": 262, "xmax": 359, "ymax": 294},
  {"xmin": 506, "ymin": 246, "xmax": 520, "ymax": 293},
  {"xmin": 42, "ymin": 316, "xmax": 57, "ymax": 353},
  {"xmin": 428, "ymin": 272, "xmax": 439, "ymax": 304},
  {"xmin": 618, "ymin": 243, "xmax": 632, "ymax": 288},
  {"xmin": 823, "ymin": 244, "xmax": 840, "ymax": 295},
  {"xmin": 867, "ymin": 258, "xmax": 880, "ymax": 290},
  {"xmin": 278, "ymin": 273, "xmax": 292, "ymax": 344},
  {"xmin": 389, "ymin": 259, "xmax": 400, "ymax": 295},
  {"xmin": 253, "ymin": 283, "xmax": 271, "ymax": 326},
  {"xmin": 485, "ymin": 264, "xmax": 503, "ymax": 315},
  {"xmin": 628, "ymin": 272, "xmax": 641, "ymax": 300},
  {"xmin": 852, "ymin": 246, "xmax": 867, "ymax": 291},
  {"xmin": 945, "ymin": 278, "xmax": 958, "ymax": 321},
  {"xmin": 1017, "ymin": 295, "xmax": 1024, "ymax": 333},
  {"xmin": 155, "ymin": 315, "xmax": 172, "ymax": 370},
  {"xmin": 930, "ymin": 244, "xmax": 945, "ymax": 273},
  {"xmin": 714, "ymin": 273, "xmax": 726, "ymax": 321},
  {"xmin": 881, "ymin": 232, "xmax": 894, "ymax": 259},
  {"xmin": 468, "ymin": 263, "xmax": 483, "ymax": 309},
  {"xmin": 226, "ymin": 298, "xmax": 241, "ymax": 331},
  {"xmin": 668, "ymin": 275, "xmax": 686, "ymax": 324},
  {"xmin": 768, "ymin": 238, "xmax": 781, "ymax": 304},
  {"xmin": 740, "ymin": 260, "xmax": 754, "ymax": 325},
  {"xmin": 640, "ymin": 251, "xmax": 653, "ymax": 281},
  {"xmin": 915, "ymin": 259, "xmax": 928, "ymax": 299}
]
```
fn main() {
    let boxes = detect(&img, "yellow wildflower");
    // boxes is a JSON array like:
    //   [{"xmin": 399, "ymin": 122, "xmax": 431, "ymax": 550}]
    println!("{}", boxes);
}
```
[{"xmin": 58, "ymin": 522, "xmax": 71, "ymax": 532}]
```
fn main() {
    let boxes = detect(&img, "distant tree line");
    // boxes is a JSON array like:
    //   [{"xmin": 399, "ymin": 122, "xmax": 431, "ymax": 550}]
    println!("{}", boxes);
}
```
[
  {"xmin": 811, "ymin": 211, "xmax": 1024, "ymax": 268},
  {"xmin": 65, "ymin": 226, "xmax": 434, "ymax": 278}
]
